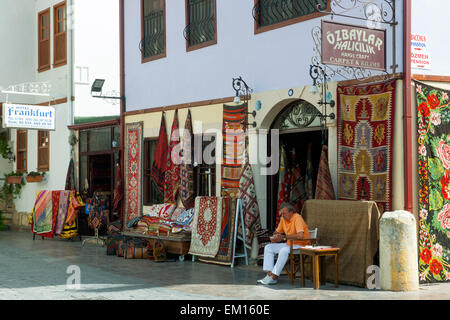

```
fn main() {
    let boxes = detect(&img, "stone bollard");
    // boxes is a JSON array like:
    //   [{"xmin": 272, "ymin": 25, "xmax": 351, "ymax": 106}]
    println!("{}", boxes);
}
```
[{"xmin": 380, "ymin": 211, "xmax": 419, "ymax": 291}]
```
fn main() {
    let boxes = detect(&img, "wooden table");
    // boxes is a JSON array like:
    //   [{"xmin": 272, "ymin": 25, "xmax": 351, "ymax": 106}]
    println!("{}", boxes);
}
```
[{"xmin": 299, "ymin": 247, "xmax": 340, "ymax": 290}]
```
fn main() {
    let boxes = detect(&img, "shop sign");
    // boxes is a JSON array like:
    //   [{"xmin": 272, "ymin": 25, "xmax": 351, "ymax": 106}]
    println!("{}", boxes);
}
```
[
  {"xmin": 411, "ymin": 33, "xmax": 431, "ymax": 70},
  {"xmin": 3, "ymin": 103, "xmax": 55, "ymax": 131},
  {"xmin": 321, "ymin": 20, "xmax": 386, "ymax": 71}
]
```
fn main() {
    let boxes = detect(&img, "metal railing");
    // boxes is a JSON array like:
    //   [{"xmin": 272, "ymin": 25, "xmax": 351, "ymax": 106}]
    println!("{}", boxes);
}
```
[
  {"xmin": 183, "ymin": 0, "xmax": 215, "ymax": 47},
  {"xmin": 140, "ymin": 10, "xmax": 165, "ymax": 58},
  {"xmin": 253, "ymin": 0, "xmax": 327, "ymax": 28}
]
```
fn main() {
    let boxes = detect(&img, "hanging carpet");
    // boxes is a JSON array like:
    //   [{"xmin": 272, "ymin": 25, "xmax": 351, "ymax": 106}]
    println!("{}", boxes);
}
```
[
  {"xmin": 416, "ymin": 81, "xmax": 450, "ymax": 283},
  {"xmin": 305, "ymin": 143, "xmax": 314, "ymax": 199},
  {"xmin": 164, "ymin": 110, "xmax": 181, "ymax": 203},
  {"xmin": 188, "ymin": 196, "xmax": 223, "ymax": 258},
  {"xmin": 124, "ymin": 122, "xmax": 144, "ymax": 230},
  {"xmin": 337, "ymin": 79, "xmax": 396, "ymax": 214},
  {"xmin": 315, "ymin": 145, "xmax": 336, "ymax": 200},
  {"xmin": 180, "ymin": 109, "xmax": 195, "ymax": 209},
  {"xmin": 237, "ymin": 156, "xmax": 262, "ymax": 249},
  {"xmin": 55, "ymin": 190, "xmax": 70, "ymax": 236},
  {"xmin": 113, "ymin": 162, "xmax": 123, "ymax": 212},
  {"xmin": 221, "ymin": 103, "xmax": 247, "ymax": 198},
  {"xmin": 151, "ymin": 115, "xmax": 168, "ymax": 195},
  {"xmin": 275, "ymin": 146, "xmax": 290, "ymax": 226},
  {"xmin": 31, "ymin": 190, "xmax": 55, "ymax": 237},
  {"xmin": 65, "ymin": 158, "xmax": 75, "ymax": 191},
  {"xmin": 199, "ymin": 197, "xmax": 237, "ymax": 265},
  {"xmin": 290, "ymin": 149, "xmax": 308, "ymax": 213}
]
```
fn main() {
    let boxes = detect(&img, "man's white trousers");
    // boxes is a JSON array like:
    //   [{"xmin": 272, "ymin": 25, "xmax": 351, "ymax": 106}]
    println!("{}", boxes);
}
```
[{"xmin": 263, "ymin": 243, "xmax": 302, "ymax": 276}]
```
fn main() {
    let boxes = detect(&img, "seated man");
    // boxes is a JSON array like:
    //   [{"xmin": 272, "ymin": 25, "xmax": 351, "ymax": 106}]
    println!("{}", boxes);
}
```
[{"xmin": 257, "ymin": 202, "xmax": 310, "ymax": 285}]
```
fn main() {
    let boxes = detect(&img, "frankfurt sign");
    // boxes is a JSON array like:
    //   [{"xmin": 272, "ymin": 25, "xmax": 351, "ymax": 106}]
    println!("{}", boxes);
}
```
[
  {"xmin": 3, "ymin": 104, "xmax": 56, "ymax": 131},
  {"xmin": 321, "ymin": 20, "xmax": 386, "ymax": 71}
]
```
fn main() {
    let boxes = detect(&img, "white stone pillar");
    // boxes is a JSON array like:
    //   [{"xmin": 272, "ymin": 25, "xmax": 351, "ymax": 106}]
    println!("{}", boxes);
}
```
[{"xmin": 380, "ymin": 211, "xmax": 419, "ymax": 291}]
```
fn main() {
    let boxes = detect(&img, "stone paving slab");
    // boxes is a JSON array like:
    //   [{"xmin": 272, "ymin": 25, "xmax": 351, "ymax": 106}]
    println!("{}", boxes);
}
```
[{"xmin": 1, "ymin": 230, "xmax": 449, "ymax": 300}]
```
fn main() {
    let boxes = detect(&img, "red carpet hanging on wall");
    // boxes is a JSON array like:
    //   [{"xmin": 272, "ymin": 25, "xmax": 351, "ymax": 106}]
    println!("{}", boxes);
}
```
[
  {"xmin": 124, "ymin": 122, "xmax": 143, "ymax": 230},
  {"xmin": 337, "ymin": 80, "xmax": 396, "ymax": 214},
  {"xmin": 221, "ymin": 103, "xmax": 247, "ymax": 198},
  {"xmin": 164, "ymin": 110, "xmax": 181, "ymax": 203},
  {"xmin": 151, "ymin": 114, "xmax": 169, "ymax": 195},
  {"xmin": 416, "ymin": 81, "xmax": 450, "ymax": 283}
]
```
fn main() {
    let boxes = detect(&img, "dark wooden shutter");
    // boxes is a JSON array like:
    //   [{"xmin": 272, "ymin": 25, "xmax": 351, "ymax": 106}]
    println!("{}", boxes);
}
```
[{"xmin": 38, "ymin": 9, "xmax": 51, "ymax": 72}]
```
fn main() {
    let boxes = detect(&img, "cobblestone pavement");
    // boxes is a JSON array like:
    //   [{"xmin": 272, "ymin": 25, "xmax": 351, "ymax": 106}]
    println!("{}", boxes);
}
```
[{"xmin": 1, "ymin": 230, "xmax": 449, "ymax": 300}]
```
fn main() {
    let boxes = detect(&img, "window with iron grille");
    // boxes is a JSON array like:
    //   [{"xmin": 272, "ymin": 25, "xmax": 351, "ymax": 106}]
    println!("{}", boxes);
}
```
[
  {"xmin": 185, "ymin": 0, "xmax": 216, "ymax": 50},
  {"xmin": 53, "ymin": 1, "xmax": 67, "ymax": 67},
  {"xmin": 254, "ymin": 0, "xmax": 328, "ymax": 31},
  {"xmin": 38, "ymin": 8, "xmax": 51, "ymax": 72},
  {"xmin": 37, "ymin": 131, "xmax": 50, "ymax": 171},
  {"xmin": 141, "ymin": 0, "xmax": 166, "ymax": 61},
  {"xmin": 16, "ymin": 130, "xmax": 27, "ymax": 173}
]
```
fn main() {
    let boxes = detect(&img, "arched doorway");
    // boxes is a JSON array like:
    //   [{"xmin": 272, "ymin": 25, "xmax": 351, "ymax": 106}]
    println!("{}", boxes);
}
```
[{"xmin": 266, "ymin": 99, "xmax": 326, "ymax": 230}]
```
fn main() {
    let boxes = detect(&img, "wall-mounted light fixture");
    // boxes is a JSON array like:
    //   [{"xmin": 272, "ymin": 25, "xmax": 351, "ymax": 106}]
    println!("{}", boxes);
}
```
[
  {"xmin": 232, "ymin": 76, "xmax": 257, "ymax": 128},
  {"xmin": 309, "ymin": 64, "xmax": 335, "ymax": 121},
  {"xmin": 90, "ymin": 79, "xmax": 124, "ymax": 101}
]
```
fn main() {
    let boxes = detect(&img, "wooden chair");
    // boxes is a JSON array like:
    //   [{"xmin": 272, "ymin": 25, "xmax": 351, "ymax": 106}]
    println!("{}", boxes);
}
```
[{"xmin": 284, "ymin": 228, "xmax": 318, "ymax": 285}]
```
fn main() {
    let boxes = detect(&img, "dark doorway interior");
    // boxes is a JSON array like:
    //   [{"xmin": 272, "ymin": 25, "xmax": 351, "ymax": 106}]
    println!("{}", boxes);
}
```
[
  {"xmin": 267, "ymin": 129, "xmax": 325, "ymax": 231},
  {"xmin": 89, "ymin": 154, "xmax": 112, "ymax": 194}
]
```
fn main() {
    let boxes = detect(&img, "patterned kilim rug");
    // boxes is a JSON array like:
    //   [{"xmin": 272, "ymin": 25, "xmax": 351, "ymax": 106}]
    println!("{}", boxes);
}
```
[
  {"xmin": 315, "ymin": 145, "xmax": 336, "ymax": 200},
  {"xmin": 164, "ymin": 110, "xmax": 180, "ymax": 203},
  {"xmin": 237, "ymin": 156, "xmax": 262, "ymax": 249},
  {"xmin": 337, "ymin": 80, "xmax": 396, "ymax": 214},
  {"xmin": 189, "ymin": 196, "xmax": 223, "ymax": 258},
  {"xmin": 416, "ymin": 81, "xmax": 450, "ymax": 283},
  {"xmin": 32, "ymin": 190, "xmax": 57, "ymax": 238},
  {"xmin": 199, "ymin": 197, "xmax": 237, "ymax": 265},
  {"xmin": 221, "ymin": 103, "xmax": 247, "ymax": 198},
  {"xmin": 180, "ymin": 109, "xmax": 195, "ymax": 209},
  {"xmin": 124, "ymin": 122, "xmax": 144, "ymax": 230},
  {"xmin": 55, "ymin": 190, "xmax": 70, "ymax": 236}
]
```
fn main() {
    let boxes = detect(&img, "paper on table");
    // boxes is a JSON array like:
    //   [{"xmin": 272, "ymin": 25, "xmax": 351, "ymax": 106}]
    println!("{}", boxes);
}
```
[{"xmin": 303, "ymin": 245, "xmax": 332, "ymax": 249}]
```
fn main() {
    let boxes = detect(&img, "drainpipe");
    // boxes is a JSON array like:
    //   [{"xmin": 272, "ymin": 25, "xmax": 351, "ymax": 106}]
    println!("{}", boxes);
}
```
[
  {"xmin": 67, "ymin": 0, "xmax": 74, "ymax": 126},
  {"xmin": 403, "ymin": 0, "xmax": 413, "ymax": 213},
  {"xmin": 119, "ymin": 0, "xmax": 126, "ymax": 225}
]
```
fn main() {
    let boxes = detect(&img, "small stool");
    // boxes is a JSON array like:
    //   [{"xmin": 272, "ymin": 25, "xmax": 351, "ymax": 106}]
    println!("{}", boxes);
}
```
[{"xmin": 299, "ymin": 247, "xmax": 340, "ymax": 289}]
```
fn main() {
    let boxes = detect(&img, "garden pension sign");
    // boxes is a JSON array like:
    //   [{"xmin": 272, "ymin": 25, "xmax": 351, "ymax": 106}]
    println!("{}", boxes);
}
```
[
  {"xmin": 3, "ymin": 104, "xmax": 55, "ymax": 131},
  {"xmin": 322, "ymin": 21, "xmax": 386, "ymax": 71}
]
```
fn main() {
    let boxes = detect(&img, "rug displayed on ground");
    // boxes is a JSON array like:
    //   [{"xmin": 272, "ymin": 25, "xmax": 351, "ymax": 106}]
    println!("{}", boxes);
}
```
[
  {"xmin": 416, "ymin": 81, "xmax": 450, "ymax": 283},
  {"xmin": 337, "ymin": 80, "xmax": 396, "ymax": 214},
  {"xmin": 124, "ymin": 122, "xmax": 144, "ymax": 229},
  {"xmin": 189, "ymin": 196, "xmax": 223, "ymax": 258},
  {"xmin": 199, "ymin": 197, "xmax": 237, "ymax": 265},
  {"xmin": 221, "ymin": 103, "xmax": 247, "ymax": 198}
]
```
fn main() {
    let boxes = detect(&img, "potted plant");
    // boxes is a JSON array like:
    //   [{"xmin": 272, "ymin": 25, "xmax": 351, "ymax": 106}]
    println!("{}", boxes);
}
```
[
  {"xmin": 26, "ymin": 171, "xmax": 46, "ymax": 183},
  {"xmin": 2, "ymin": 172, "xmax": 25, "ymax": 199},
  {"xmin": 5, "ymin": 172, "xmax": 23, "ymax": 184}
]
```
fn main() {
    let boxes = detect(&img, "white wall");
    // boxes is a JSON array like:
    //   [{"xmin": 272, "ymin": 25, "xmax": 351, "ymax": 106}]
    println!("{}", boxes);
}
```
[
  {"xmin": 73, "ymin": 0, "xmax": 120, "ymax": 117},
  {"xmin": 124, "ymin": 0, "xmax": 404, "ymax": 111},
  {"xmin": 412, "ymin": 0, "xmax": 450, "ymax": 76}
]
